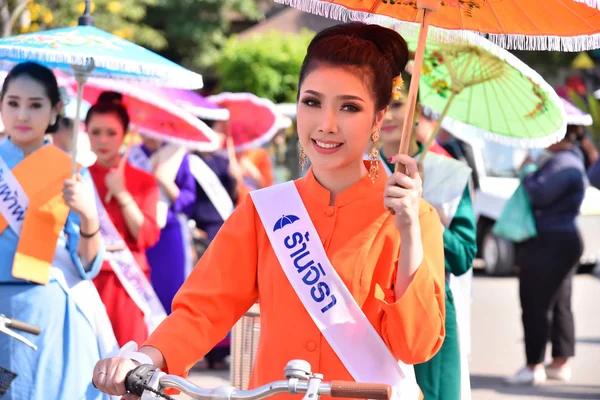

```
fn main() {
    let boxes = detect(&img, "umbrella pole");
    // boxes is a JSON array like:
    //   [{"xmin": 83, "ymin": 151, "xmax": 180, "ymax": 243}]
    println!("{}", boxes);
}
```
[
  {"xmin": 396, "ymin": 9, "xmax": 433, "ymax": 172},
  {"xmin": 70, "ymin": 62, "xmax": 94, "ymax": 177},
  {"xmin": 418, "ymin": 92, "xmax": 457, "ymax": 161},
  {"xmin": 419, "ymin": 51, "xmax": 477, "ymax": 161},
  {"xmin": 70, "ymin": 75, "xmax": 87, "ymax": 177}
]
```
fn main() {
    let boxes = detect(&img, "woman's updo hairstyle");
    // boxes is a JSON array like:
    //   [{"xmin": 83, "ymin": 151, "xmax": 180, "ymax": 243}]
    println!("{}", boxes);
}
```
[
  {"xmin": 1, "ymin": 62, "xmax": 62, "ymax": 133},
  {"xmin": 85, "ymin": 90, "xmax": 130, "ymax": 133},
  {"xmin": 298, "ymin": 22, "xmax": 410, "ymax": 111}
]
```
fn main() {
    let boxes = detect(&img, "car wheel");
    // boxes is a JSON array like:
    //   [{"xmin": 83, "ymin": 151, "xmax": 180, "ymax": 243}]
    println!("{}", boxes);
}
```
[{"xmin": 482, "ymin": 231, "xmax": 515, "ymax": 276}]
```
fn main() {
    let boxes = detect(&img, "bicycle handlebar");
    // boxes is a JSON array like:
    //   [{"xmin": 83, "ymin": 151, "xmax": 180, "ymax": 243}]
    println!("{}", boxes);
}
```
[
  {"xmin": 0, "ymin": 314, "xmax": 40, "ymax": 351},
  {"xmin": 4, "ymin": 317, "xmax": 41, "ymax": 335},
  {"xmin": 156, "ymin": 375, "xmax": 390, "ymax": 400},
  {"xmin": 330, "ymin": 381, "xmax": 392, "ymax": 399},
  {"xmin": 125, "ymin": 360, "xmax": 392, "ymax": 400}
]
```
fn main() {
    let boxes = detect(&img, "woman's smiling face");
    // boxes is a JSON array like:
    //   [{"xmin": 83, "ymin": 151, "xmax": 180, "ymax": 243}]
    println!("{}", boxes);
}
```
[{"xmin": 296, "ymin": 64, "xmax": 385, "ymax": 173}]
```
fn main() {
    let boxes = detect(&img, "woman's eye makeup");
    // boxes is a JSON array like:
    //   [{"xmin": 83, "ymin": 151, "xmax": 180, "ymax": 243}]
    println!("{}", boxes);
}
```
[
  {"xmin": 301, "ymin": 97, "xmax": 319, "ymax": 107},
  {"xmin": 341, "ymin": 103, "xmax": 360, "ymax": 112}
]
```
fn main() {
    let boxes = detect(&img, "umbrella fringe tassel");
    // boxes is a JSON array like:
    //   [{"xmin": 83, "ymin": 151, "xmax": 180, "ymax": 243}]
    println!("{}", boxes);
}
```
[
  {"xmin": 421, "ymin": 104, "xmax": 568, "ymax": 149},
  {"xmin": 0, "ymin": 46, "xmax": 204, "ymax": 89},
  {"xmin": 439, "ymin": 114, "xmax": 568, "ymax": 149},
  {"xmin": 276, "ymin": 0, "xmax": 600, "ymax": 51},
  {"xmin": 574, "ymin": 0, "xmax": 599, "ymax": 9}
]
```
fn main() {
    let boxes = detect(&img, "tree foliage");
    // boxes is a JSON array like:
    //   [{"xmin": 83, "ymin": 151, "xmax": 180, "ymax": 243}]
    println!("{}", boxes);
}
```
[
  {"xmin": 217, "ymin": 29, "xmax": 315, "ymax": 103},
  {"xmin": 1, "ymin": 0, "xmax": 267, "ymax": 74},
  {"xmin": 1, "ymin": 0, "xmax": 167, "ymax": 51},
  {"xmin": 144, "ymin": 0, "xmax": 263, "ymax": 72}
]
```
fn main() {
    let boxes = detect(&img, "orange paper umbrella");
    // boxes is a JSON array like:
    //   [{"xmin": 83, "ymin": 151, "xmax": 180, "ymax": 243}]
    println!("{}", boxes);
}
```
[{"xmin": 277, "ymin": 0, "xmax": 600, "ymax": 164}]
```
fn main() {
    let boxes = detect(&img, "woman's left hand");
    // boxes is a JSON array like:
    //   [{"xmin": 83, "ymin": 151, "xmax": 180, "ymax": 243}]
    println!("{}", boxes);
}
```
[
  {"xmin": 105, "ymin": 167, "xmax": 127, "ymax": 198},
  {"xmin": 63, "ymin": 174, "xmax": 97, "ymax": 220},
  {"xmin": 384, "ymin": 154, "xmax": 423, "ymax": 234}
]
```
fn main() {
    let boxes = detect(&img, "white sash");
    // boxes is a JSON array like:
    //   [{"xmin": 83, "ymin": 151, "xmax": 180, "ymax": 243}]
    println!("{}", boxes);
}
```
[
  {"xmin": 449, "ymin": 272, "xmax": 472, "ymax": 400},
  {"xmin": 250, "ymin": 182, "xmax": 420, "ymax": 400},
  {"xmin": 0, "ymin": 155, "xmax": 29, "ymax": 235},
  {"xmin": 92, "ymin": 182, "xmax": 167, "ymax": 334},
  {"xmin": 188, "ymin": 154, "xmax": 234, "ymax": 222},
  {"xmin": 50, "ymin": 246, "xmax": 119, "ymax": 360},
  {"xmin": 178, "ymin": 212, "xmax": 194, "ymax": 278}
]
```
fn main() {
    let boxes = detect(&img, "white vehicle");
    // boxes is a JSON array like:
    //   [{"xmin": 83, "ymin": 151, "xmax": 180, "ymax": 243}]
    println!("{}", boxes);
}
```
[{"xmin": 444, "ymin": 137, "xmax": 600, "ymax": 276}]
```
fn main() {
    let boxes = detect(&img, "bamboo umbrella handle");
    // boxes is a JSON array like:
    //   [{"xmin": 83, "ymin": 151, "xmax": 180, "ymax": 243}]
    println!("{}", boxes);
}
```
[
  {"xmin": 419, "ymin": 51, "xmax": 476, "ymax": 161},
  {"xmin": 396, "ymin": 9, "xmax": 432, "ymax": 171},
  {"xmin": 418, "ymin": 92, "xmax": 457, "ymax": 161},
  {"xmin": 390, "ymin": 1, "xmax": 440, "ymax": 215},
  {"xmin": 71, "ymin": 76, "xmax": 87, "ymax": 177},
  {"xmin": 70, "ymin": 61, "xmax": 94, "ymax": 177}
]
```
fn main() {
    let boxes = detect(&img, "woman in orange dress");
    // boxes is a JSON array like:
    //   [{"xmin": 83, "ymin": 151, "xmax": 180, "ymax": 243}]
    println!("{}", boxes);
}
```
[
  {"xmin": 93, "ymin": 22, "xmax": 446, "ymax": 399},
  {"xmin": 86, "ymin": 92, "xmax": 161, "ymax": 346}
]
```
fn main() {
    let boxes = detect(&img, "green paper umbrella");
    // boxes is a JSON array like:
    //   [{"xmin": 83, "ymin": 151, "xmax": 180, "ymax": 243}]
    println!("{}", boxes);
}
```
[{"xmin": 396, "ymin": 28, "xmax": 567, "ymax": 152}]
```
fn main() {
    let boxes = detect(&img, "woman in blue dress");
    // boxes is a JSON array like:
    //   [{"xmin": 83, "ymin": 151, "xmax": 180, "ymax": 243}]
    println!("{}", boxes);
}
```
[{"xmin": 0, "ymin": 62, "xmax": 113, "ymax": 399}]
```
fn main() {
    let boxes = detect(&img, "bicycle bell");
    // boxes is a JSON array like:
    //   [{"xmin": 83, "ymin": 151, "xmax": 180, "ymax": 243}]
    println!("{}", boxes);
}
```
[{"xmin": 284, "ymin": 360, "xmax": 312, "ymax": 379}]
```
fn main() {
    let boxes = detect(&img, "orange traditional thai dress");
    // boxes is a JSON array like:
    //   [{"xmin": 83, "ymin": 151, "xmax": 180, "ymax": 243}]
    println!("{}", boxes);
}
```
[{"xmin": 145, "ymin": 164, "xmax": 446, "ymax": 398}]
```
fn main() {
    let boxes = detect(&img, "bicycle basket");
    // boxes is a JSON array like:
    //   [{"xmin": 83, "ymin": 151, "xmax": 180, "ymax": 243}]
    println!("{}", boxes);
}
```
[
  {"xmin": 230, "ymin": 303, "xmax": 260, "ymax": 390},
  {"xmin": 0, "ymin": 366, "xmax": 17, "ymax": 398}
]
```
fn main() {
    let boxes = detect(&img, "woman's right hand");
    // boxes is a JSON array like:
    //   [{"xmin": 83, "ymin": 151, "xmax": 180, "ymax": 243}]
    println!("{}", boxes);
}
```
[{"xmin": 93, "ymin": 357, "xmax": 139, "ymax": 398}]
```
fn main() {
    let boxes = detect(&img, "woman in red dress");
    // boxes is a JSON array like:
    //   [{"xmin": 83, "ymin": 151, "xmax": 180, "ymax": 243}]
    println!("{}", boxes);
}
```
[{"xmin": 86, "ymin": 91, "xmax": 161, "ymax": 346}]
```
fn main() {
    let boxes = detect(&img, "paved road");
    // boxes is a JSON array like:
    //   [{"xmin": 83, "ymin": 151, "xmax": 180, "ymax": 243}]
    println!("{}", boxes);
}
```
[
  {"xmin": 182, "ymin": 273, "xmax": 600, "ymax": 400},
  {"xmin": 469, "ymin": 273, "xmax": 600, "ymax": 400}
]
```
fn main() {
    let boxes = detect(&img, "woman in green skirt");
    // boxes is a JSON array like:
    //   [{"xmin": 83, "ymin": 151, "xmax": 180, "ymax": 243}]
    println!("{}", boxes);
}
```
[{"xmin": 377, "ymin": 96, "xmax": 477, "ymax": 399}]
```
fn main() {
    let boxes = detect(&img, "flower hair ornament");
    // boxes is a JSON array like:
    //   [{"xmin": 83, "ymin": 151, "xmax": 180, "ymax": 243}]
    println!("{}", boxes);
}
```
[{"xmin": 391, "ymin": 75, "xmax": 405, "ymax": 101}]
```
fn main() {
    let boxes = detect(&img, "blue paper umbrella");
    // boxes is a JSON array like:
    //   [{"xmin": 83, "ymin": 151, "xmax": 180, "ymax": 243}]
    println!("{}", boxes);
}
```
[
  {"xmin": 0, "ymin": 25, "xmax": 203, "ymax": 89},
  {"xmin": 0, "ymin": 6, "xmax": 204, "ymax": 174}
]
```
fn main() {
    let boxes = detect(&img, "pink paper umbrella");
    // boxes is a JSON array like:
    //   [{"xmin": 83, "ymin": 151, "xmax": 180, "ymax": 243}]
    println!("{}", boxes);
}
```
[
  {"xmin": 207, "ymin": 92, "xmax": 280, "ymax": 152},
  {"xmin": 560, "ymin": 97, "xmax": 593, "ymax": 127},
  {"xmin": 143, "ymin": 86, "xmax": 230, "ymax": 121},
  {"xmin": 70, "ymin": 78, "xmax": 220, "ymax": 152}
]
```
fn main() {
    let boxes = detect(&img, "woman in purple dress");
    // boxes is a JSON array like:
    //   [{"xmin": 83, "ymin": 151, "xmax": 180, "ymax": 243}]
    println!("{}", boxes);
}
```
[{"xmin": 128, "ymin": 136, "xmax": 197, "ymax": 314}]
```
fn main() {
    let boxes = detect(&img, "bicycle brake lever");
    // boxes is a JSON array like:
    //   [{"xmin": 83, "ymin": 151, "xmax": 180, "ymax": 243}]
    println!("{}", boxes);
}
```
[
  {"xmin": 302, "ymin": 374, "xmax": 323, "ymax": 400},
  {"xmin": 141, "ymin": 369, "xmax": 166, "ymax": 400},
  {"xmin": 0, "ymin": 324, "xmax": 38, "ymax": 350}
]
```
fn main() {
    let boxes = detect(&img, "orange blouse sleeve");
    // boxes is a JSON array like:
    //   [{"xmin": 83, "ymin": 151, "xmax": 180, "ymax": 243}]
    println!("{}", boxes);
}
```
[
  {"xmin": 143, "ymin": 195, "xmax": 259, "ymax": 376},
  {"xmin": 375, "ymin": 199, "xmax": 446, "ymax": 364}
]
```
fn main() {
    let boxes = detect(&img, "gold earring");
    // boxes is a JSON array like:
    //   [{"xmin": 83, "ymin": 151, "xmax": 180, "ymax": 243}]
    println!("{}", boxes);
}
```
[
  {"xmin": 299, "ymin": 141, "xmax": 307, "ymax": 172},
  {"xmin": 368, "ymin": 130, "xmax": 380, "ymax": 183}
]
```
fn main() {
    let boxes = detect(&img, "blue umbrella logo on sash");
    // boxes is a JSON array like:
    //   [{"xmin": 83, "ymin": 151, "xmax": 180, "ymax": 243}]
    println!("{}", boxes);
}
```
[{"xmin": 273, "ymin": 215, "xmax": 299, "ymax": 232}]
